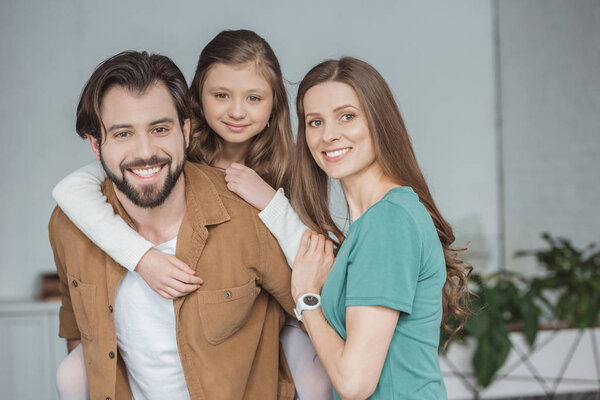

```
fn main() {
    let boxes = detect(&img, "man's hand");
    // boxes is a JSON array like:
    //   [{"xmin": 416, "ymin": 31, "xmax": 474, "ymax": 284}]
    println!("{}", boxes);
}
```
[
  {"xmin": 135, "ymin": 249, "xmax": 202, "ymax": 299},
  {"xmin": 291, "ymin": 230, "xmax": 335, "ymax": 302},
  {"xmin": 225, "ymin": 163, "xmax": 277, "ymax": 211}
]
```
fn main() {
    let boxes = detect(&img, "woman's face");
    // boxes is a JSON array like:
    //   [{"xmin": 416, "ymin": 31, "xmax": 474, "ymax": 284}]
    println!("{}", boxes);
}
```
[
  {"xmin": 303, "ymin": 81, "xmax": 377, "ymax": 181},
  {"xmin": 201, "ymin": 62, "xmax": 273, "ymax": 145}
]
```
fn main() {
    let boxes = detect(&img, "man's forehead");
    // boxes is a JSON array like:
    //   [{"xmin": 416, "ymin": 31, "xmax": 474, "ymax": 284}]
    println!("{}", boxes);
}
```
[{"xmin": 100, "ymin": 82, "xmax": 178, "ymax": 127}]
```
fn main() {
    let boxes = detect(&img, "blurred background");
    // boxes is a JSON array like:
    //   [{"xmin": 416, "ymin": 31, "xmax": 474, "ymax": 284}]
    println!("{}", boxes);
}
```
[{"xmin": 0, "ymin": 0, "xmax": 598, "ymax": 398}]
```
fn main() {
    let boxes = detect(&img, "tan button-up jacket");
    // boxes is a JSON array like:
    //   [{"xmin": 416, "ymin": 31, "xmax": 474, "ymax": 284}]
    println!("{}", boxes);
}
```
[{"xmin": 49, "ymin": 162, "xmax": 296, "ymax": 400}]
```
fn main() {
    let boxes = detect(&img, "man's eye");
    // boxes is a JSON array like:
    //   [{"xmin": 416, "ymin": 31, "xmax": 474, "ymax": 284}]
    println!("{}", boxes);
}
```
[
  {"xmin": 341, "ymin": 113, "xmax": 355, "ymax": 121},
  {"xmin": 154, "ymin": 127, "xmax": 168, "ymax": 134},
  {"xmin": 215, "ymin": 93, "xmax": 228, "ymax": 99},
  {"xmin": 308, "ymin": 120, "xmax": 322, "ymax": 128},
  {"xmin": 247, "ymin": 95, "xmax": 261, "ymax": 102},
  {"xmin": 115, "ymin": 131, "xmax": 130, "ymax": 138}
]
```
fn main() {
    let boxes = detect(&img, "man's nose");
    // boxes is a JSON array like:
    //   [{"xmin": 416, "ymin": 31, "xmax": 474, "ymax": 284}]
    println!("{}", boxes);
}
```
[
  {"xmin": 227, "ymin": 98, "xmax": 247, "ymax": 120},
  {"xmin": 134, "ymin": 133, "xmax": 157, "ymax": 160}
]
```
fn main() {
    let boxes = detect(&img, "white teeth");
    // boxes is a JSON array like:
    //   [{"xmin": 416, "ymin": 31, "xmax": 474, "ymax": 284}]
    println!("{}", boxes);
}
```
[
  {"xmin": 325, "ymin": 148, "xmax": 350, "ymax": 158},
  {"xmin": 131, "ymin": 166, "xmax": 161, "ymax": 178}
]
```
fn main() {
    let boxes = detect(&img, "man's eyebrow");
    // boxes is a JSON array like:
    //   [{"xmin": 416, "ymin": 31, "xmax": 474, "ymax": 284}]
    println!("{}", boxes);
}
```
[
  {"xmin": 149, "ymin": 117, "xmax": 175, "ymax": 126},
  {"xmin": 106, "ymin": 123, "xmax": 133, "ymax": 133}
]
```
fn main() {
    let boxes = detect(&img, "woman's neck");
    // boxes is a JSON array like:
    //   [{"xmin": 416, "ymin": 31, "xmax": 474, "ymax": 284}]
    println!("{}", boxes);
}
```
[{"xmin": 341, "ymin": 162, "xmax": 400, "ymax": 222}]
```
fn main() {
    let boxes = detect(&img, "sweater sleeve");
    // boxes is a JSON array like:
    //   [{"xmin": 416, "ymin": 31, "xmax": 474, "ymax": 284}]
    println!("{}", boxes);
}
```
[
  {"xmin": 258, "ymin": 188, "xmax": 308, "ymax": 268},
  {"xmin": 51, "ymin": 161, "xmax": 154, "ymax": 271}
]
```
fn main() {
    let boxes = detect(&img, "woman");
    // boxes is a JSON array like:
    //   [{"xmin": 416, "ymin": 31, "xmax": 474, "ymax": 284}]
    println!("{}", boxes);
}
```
[{"xmin": 289, "ymin": 57, "xmax": 471, "ymax": 399}]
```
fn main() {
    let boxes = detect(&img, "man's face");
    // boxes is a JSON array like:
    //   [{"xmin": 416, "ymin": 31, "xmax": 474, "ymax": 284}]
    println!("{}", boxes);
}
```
[{"xmin": 88, "ymin": 82, "xmax": 190, "ymax": 208}]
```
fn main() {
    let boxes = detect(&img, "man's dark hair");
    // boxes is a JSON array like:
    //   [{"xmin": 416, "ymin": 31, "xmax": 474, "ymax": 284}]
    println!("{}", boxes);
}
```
[{"xmin": 76, "ymin": 50, "xmax": 190, "ymax": 142}]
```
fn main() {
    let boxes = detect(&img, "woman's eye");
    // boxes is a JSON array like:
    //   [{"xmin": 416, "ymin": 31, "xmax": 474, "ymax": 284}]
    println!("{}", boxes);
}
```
[
  {"xmin": 215, "ymin": 93, "xmax": 228, "ymax": 99},
  {"xmin": 308, "ymin": 120, "xmax": 322, "ymax": 128},
  {"xmin": 247, "ymin": 95, "xmax": 261, "ymax": 102},
  {"xmin": 341, "ymin": 113, "xmax": 355, "ymax": 121}
]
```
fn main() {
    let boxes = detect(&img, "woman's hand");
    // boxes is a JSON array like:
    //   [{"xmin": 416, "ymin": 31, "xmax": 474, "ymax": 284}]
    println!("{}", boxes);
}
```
[
  {"xmin": 292, "ymin": 230, "xmax": 335, "ymax": 302},
  {"xmin": 225, "ymin": 163, "xmax": 277, "ymax": 211},
  {"xmin": 135, "ymin": 249, "xmax": 203, "ymax": 299}
]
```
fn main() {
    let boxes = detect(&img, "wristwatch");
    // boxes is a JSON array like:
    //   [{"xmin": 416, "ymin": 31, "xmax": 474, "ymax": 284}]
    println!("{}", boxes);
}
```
[{"xmin": 294, "ymin": 293, "xmax": 321, "ymax": 322}]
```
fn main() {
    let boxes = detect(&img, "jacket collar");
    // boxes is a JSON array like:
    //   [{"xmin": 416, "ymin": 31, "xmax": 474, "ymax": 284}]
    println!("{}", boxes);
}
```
[{"xmin": 101, "ymin": 161, "xmax": 231, "ymax": 233}]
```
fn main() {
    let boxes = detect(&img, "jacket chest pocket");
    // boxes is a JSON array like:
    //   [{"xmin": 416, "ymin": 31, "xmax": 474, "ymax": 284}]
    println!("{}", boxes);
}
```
[
  {"xmin": 67, "ymin": 274, "xmax": 97, "ymax": 341},
  {"xmin": 196, "ymin": 279, "xmax": 261, "ymax": 345}
]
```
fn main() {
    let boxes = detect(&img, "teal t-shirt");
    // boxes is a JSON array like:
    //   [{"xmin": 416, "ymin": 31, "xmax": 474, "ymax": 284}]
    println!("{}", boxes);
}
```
[{"xmin": 321, "ymin": 187, "xmax": 447, "ymax": 399}]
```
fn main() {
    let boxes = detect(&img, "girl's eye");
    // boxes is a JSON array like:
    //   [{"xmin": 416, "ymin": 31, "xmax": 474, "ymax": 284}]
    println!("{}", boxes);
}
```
[
  {"xmin": 247, "ymin": 95, "xmax": 261, "ymax": 102},
  {"xmin": 215, "ymin": 93, "xmax": 229, "ymax": 99},
  {"xmin": 341, "ymin": 113, "xmax": 355, "ymax": 121},
  {"xmin": 308, "ymin": 120, "xmax": 322, "ymax": 128}
]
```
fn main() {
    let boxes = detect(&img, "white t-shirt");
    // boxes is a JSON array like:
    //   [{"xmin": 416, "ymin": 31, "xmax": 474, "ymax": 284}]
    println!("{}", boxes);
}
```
[{"xmin": 114, "ymin": 236, "xmax": 190, "ymax": 400}]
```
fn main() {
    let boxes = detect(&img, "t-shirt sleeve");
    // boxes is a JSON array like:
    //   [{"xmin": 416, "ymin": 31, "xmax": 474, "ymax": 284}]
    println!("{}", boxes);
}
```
[{"xmin": 345, "ymin": 201, "xmax": 422, "ymax": 314}]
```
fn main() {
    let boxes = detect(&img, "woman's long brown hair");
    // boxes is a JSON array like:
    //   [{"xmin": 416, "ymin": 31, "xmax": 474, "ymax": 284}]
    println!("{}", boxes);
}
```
[
  {"xmin": 292, "ymin": 57, "xmax": 472, "ymax": 343},
  {"xmin": 187, "ymin": 29, "xmax": 293, "ymax": 193}
]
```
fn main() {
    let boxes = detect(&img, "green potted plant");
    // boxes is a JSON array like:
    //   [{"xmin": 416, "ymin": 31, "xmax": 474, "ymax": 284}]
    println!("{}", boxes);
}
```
[{"xmin": 442, "ymin": 233, "xmax": 600, "ymax": 390}]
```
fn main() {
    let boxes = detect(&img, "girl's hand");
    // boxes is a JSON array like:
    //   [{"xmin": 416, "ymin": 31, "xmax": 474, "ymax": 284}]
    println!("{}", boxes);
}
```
[
  {"xmin": 292, "ymin": 230, "xmax": 335, "ymax": 302},
  {"xmin": 135, "ymin": 249, "xmax": 203, "ymax": 299},
  {"xmin": 225, "ymin": 163, "xmax": 277, "ymax": 211}
]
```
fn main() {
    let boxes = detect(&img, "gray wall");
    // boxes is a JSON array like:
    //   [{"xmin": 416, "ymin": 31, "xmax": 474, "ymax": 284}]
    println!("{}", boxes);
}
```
[
  {"xmin": 10, "ymin": 0, "xmax": 594, "ymax": 301},
  {"xmin": 498, "ymin": 0, "xmax": 600, "ymax": 273}
]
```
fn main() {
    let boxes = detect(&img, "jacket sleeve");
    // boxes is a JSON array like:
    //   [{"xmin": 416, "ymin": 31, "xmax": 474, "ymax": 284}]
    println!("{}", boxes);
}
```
[
  {"xmin": 256, "ymin": 218, "xmax": 296, "ymax": 316},
  {"xmin": 52, "ymin": 161, "xmax": 153, "ymax": 271},
  {"xmin": 48, "ymin": 207, "xmax": 81, "ymax": 341},
  {"xmin": 258, "ymin": 188, "xmax": 308, "ymax": 268}
]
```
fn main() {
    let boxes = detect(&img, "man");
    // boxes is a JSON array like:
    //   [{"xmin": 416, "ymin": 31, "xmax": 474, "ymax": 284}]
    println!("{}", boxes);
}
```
[{"xmin": 49, "ymin": 51, "xmax": 295, "ymax": 400}]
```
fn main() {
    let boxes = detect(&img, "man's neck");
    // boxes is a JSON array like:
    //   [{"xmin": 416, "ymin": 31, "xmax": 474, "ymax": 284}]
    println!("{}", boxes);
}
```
[{"xmin": 113, "ymin": 175, "xmax": 187, "ymax": 246}]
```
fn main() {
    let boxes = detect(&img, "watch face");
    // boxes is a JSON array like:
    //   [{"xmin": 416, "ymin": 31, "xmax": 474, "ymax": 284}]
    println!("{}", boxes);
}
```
[{"xmin": 303, "ymin": 295, "xmax": 319, "ymax": 306}]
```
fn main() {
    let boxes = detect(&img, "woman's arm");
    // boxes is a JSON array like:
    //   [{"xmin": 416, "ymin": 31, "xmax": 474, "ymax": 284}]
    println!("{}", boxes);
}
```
[
  {"xmin": 292, "ymin": 231, "xmax": 398, "ymax": 400},
  {"xmin": 52, "ymin": 161, "xmax": 202, "ymax": 298},
  {"xmin": 225, "ymin": 163, "xmax": 308, "ymax": 266}
]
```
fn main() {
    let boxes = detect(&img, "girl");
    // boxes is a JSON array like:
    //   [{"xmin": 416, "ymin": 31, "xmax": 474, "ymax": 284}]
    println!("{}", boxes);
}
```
[
  {"xmin": 285, "ymin": 57, "xmax": 471, "ymax": 398},
  {"xmin": 53, "ymin": 30, "xmax": 331, "ymax": 400}
]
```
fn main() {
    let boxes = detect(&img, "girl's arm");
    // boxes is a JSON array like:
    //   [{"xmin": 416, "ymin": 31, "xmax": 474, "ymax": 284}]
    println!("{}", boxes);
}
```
[
  {"xmin": 52, "ymin": 161, "xmax": 201, "ymax": 298},
  {"xmin": 225, "ymin": 163, "xmax": 308, "ymax": 266},
  {"xmin": 291, "ymin": 231, "xmax": 399, "ymax": 400},
  {"xmin": 52, "ymin": 161, "xmax": 153, "ymax": 270}
]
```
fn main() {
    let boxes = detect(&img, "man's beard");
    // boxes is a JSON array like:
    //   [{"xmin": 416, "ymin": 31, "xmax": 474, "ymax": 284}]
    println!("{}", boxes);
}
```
[{"xmin": 99, "ymin": 150, "xmax": 185, "ymax": 209}]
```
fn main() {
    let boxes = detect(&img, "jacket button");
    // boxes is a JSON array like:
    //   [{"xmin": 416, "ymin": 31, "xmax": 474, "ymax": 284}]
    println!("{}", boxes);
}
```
[
  {"xmin": 224, "ymin": 290, "xmax": 232, "ymax": 299},
  {"xmin": 108, "ymin": 351, "xmax": 115, "ymax": 359},
  {"xmin": 108, "ymin": 305, "xmax": 113, "ymax": 313},
  {"xmin": 72, "ymin": 280, "xmax": 78, "ymax": 287}
]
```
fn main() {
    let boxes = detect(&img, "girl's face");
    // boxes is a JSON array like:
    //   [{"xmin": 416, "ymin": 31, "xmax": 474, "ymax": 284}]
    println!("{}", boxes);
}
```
[
  {"xmin": 201, "ymin": 62, "xmax": 273, "ymax": 145},
  {"xmin": 303, "ymin": 81, "xmax": 377, "ymax": 181}
]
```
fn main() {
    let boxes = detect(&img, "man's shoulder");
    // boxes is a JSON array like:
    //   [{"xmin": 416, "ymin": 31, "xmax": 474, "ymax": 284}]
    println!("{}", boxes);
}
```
[
  {"xmin": 49, "ymin": 206, "xmax": 78, "ymax": 239},
  {"xmin": 48, "ymin": 205, "xmax": 93, "ymax": 260},
  {"xmin": 185, "ymin": 162, "xmax": 261, "ymax": 214}
]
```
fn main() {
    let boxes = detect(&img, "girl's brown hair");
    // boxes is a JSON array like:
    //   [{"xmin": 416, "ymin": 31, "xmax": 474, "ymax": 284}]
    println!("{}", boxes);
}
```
[
  {"xmin": 292, "ymin": 57, "xmax": 472, "ymax": 342},
  {"xmin": 187, "ymin": 29, "xmax": 293, "ymax": 193}
]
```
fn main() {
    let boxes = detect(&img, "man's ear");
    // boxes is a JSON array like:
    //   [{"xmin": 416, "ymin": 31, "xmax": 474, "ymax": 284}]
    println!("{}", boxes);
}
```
[
  {"xmin": 182, "ymin": 118, "xmax": 191, "ymax": 149},
  {"xmin": 87, "ymin": 134, "xmax": 101, "ymax": 160}
]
